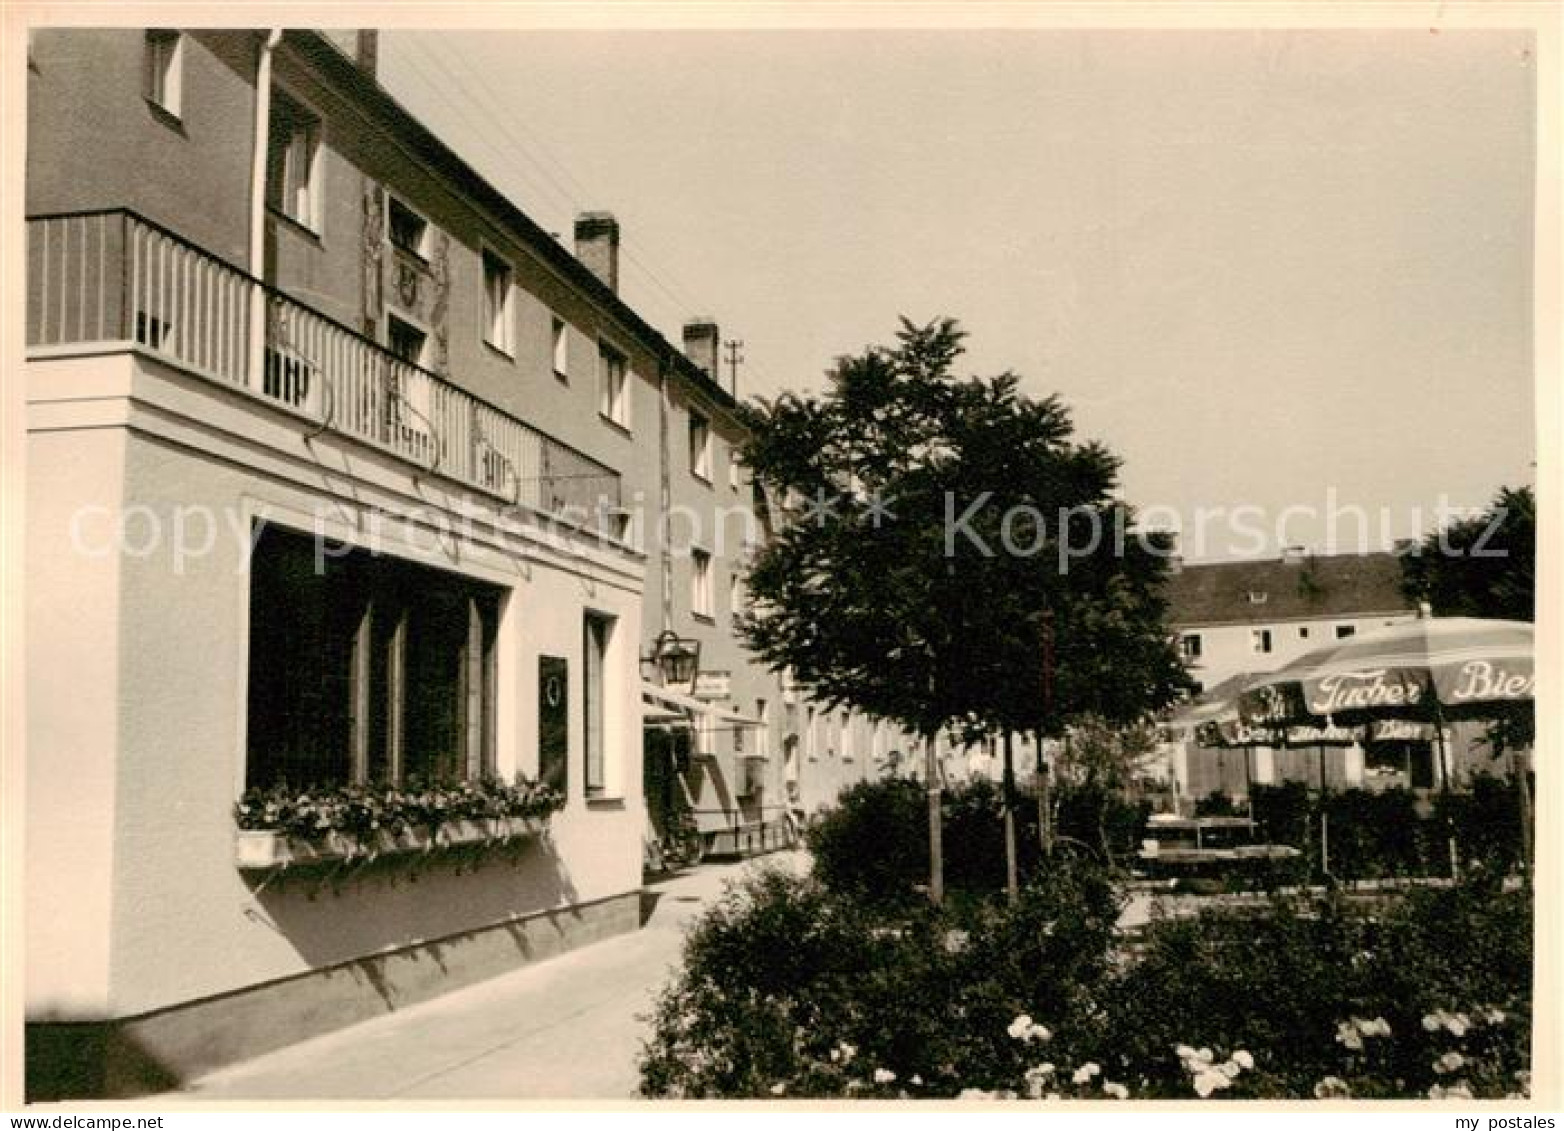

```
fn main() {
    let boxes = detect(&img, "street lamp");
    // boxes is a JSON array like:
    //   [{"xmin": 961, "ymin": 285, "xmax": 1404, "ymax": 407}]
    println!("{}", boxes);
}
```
[{"xmin": 645, "ymin": 629, "xmax": 701, "ymax": 690}]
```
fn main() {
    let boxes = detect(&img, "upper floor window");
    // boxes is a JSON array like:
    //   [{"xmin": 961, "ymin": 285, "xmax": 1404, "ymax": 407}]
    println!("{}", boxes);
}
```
[
  {"xmin": 729, "ymin": 451, "xmax": 741, "ymax": 491},
  {"xmin": 1251, "ymin": 628, "xmax": 1273, "ymax": 655},
  {"xmin": 387, "ymin": 313, "xmax": 428, "ymax": 368},
  {"xmin": 599, "ymin": 342, "xmax": 629, "ymax": 428},
  {"xmin": 1179, "ymin": 633, "xmax": 1202, "ymax": 660},
  {"xmin": 690, "ymin": 549, "xmax": 713, "ymax": 619},
  {"xmin": 387, "ymin": 197, "xmax": 431, "ymax": 259},
  {"xmin": 552, "ymin": 316, "xmax": 569, "ymax": 378},
  {"xmin": 482, "ymin": 249, "xmax": 515, "ymax": 356},
  {"xmin": 1336, "ymin": 624, "xmax": 1357, "ymax": 640},
  {"xmin": 266, "ymin": 87, "xmax": 321, "ymax": 231},
  {"xmin": 689, "ymin": 412, "xmax": 712, "ymax": 481},
  {"xmin": 729, "ymin": 571, "xmax": 744, "ymax": 618},
  {"xmin": 145, "ymin": 30, "xmax": 183, "ymax": 118}
]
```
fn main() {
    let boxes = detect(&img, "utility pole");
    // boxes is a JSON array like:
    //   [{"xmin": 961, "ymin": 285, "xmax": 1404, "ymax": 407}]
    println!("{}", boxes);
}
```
[{"xmin": 723, "ymin": 339, "xmax": 744, "ymax": 396}]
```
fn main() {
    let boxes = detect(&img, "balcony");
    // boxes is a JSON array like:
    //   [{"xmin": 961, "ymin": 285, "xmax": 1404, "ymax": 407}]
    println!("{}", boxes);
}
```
[{"xmin": 26, "ymin": 209, "xmax": 621, "ymax": 523}]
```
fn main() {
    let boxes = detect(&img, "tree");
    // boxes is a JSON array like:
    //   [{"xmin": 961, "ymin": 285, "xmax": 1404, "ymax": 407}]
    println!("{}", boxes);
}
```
[
  {"xmin": 1400, "ymin": 484, "xmax": 1534, "ymax": 622},
  {"xmin": 737, "ymin": 318, "xmax": 1191, "ymax": 901}
]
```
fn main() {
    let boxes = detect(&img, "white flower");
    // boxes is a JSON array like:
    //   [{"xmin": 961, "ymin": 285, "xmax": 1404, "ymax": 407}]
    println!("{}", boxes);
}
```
[
  {"xmin": 837, "ymin": 1042, "xmax": 857, "ymax": 1064},
  {"xmin": 1175, "ymin": 1044, "xmax": 1198, "ymax": 1061},
  {"xmin": 769, "ymin": 1082, "xmax": 787, "ymax": 1096},
  {"xmin": 1197, "ymin": 1046, "xmax": 1214, "ymax": 1063},
  {"xmin": 958, "ymin": 1088, "xmax": 997, "ymax": 1100},
  {"xmin": 1193, "ymin": 1070, "xmax": 1229, "ymax": 1098},
  {"xmin": 1102, "ymin": 1080, "xmax": 1129, "ymax": 1099},
  {"xmin": 1218, "ymin": 1059, "xmax": 1241, "ymax": 1079},
  {"xmin": 1008, "ymin": 1013, "xmax": 1034, "ymax": 1040},
  {"xmin": 1335, "ymin": 1022, "xmax": 1364, "ymax": 1051},
  {"xmin": 1028, "ymin": 1022, "xmax": 1052, "ymax": 1043},
  {"xmin": 1313, "ymin": 1076, "xmax": 1350, "ymax": 1100},
  {"xmin": 1486, "ymin": 1008, "xmax": 1508, "ymax": 1026},
  {"xmin": 1435, "ymin": 1051, "xmax": 1466, "ymax": 1075},
  {"xmin": 1422, "ymin": 1012, "xmax": 1443, "ymax": 1032},
  {"xmin": 1446, "ymin": 1013, "xmax": 1470, "ymax": 1037},
  {"xmin": 873, "ymin": 1068, "xmax": 896, "ymax": 1084},
  {"xmin": 1045, "ymin": 1092, "xmax": 1062, "ymax": 1102},
  {"xmin": 1232, "ymin": 1050, "xmax": 1254, "ymax": 1070},
  {"xmin": 910, "ymin": 1075, "xmax": 923, "ymax": 1087},
  {"xmin": 1445, "ymin": 1082, "xmax": 1474, "ymax": 1100},
  {"xmin": 1072, "ymin": 1062, "xmax": 1101, "ymax": 1084}
]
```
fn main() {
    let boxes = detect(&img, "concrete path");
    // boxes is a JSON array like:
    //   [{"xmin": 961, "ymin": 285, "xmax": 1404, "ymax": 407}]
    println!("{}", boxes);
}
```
[{"xmin": 169, "ymin": 854, "xmax": 802, "ymax": 1101}]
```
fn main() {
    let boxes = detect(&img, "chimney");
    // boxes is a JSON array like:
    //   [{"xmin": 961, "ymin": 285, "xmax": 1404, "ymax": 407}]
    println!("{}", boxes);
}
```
[
  {"xmin": 682, "ymin": 318, "xmax": 720, "ymax": 381},
  {"xmin": 1281, "ymin": 544, "xmax": 1307, "ymax": 564},
  {"xmin": 355, "ymin": 30, "xmax": 379, "ymax": 78},
  {"xmin": 574, "ymin": 212, "xmax": 620, "ymax": 293}
]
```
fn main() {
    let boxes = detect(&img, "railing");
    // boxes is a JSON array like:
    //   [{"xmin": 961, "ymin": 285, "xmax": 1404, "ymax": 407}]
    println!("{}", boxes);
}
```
[{"xmin": 27, "ymin": 209, "xmax": 622, "ymax": 520}]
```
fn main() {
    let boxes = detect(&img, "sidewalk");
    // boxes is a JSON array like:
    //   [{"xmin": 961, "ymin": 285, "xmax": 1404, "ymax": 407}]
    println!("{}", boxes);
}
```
[{"xmin": 169, "ymin": 854, "xmax": 802, "ymax": 1102}]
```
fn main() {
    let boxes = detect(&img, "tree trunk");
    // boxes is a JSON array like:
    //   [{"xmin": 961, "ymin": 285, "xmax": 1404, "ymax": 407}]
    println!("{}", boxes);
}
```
[
  {"xmin": 1003, "ymin": 730, "xmax": 1018, "ymax": 901},
  {"xmin": 1514, "ymin": 746, "xmax": 1533, "ymax": 883},
  {"xmin": 1036, "ymin": 730, "xmax": 1053, "ymax": 858},
  {"xmin": 926, "ymin": 732, "xmax": 944, "ymax": 906}
]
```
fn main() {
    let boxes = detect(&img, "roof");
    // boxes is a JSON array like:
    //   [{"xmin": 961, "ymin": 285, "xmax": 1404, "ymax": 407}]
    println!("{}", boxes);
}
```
[
  {"xmin": 289, "ymin": 31, "xmax": 739, "ymax": 417},
  {"xmin": 1167, "ymin": 552, "xmax": 1413, "ymax": 628}
]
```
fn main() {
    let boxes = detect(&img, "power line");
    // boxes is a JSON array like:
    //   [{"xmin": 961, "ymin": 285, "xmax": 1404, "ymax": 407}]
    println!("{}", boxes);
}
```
[{"xmin": 399, "ymin": 37, "xmax": 713, "ymax": 325}]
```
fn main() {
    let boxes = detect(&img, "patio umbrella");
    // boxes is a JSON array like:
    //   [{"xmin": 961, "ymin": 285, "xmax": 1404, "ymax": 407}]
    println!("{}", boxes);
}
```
[{"xmin": 1237, "ymin": 615, "xmax": 1534, "ymax": 874}]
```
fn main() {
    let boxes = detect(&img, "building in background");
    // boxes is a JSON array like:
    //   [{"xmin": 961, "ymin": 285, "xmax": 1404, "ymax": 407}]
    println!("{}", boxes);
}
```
[
  {"xmin": 21, "ymin": 27, "xmax": 894, "ymax": 1097},
  {"xmin": 1163, "ymin": 547, "xmax": 1485, "ymax": 802}
]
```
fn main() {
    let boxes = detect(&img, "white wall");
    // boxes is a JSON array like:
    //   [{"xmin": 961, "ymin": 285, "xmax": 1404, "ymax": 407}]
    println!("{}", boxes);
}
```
[{"xmin": 27, "ymin": 354, "xmax": 647, "ymax": 1018}]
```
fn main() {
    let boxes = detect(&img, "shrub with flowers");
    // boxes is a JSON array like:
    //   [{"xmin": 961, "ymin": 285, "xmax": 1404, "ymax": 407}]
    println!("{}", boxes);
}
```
[
  {"xmin": 639, "ymin": 851, "xmax": 1530, "ymax": 1100},
  {"xmin": 234, "ymin": 774, "xmax": 564, "ymax": 843}
]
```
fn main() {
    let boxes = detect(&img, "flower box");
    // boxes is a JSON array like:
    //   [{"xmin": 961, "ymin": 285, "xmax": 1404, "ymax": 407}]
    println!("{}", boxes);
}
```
[{"xmin": 235, "ymin": 816, "xmax": 544, "ymax": 870}]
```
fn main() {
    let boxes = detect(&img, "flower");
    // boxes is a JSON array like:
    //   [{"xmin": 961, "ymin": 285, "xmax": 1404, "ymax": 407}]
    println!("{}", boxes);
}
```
[
  {"xmin": 1072, "ymin": 1062, "xmax": 1101, "ymax": 1084},
  {"xmin": 1434, "ymin": 1051, "xmax": 1466, "ymax": 1075},
  {"xmin": 1102, "ymin": 1080, "xmax": 1129, "ymax": 1100},
  {"xmin": 1422, "ymin": 1012, "xmax": 1442, "ymax": 1032},
  {"xmin": 1217, "ymin": 1060, "xmax": 1241, "ymax": 1080},
  {"xmin": 1007, "ymin": 1014, "xmax": 1034, "ymax": 1040},
  {"xmin": 958, "ymin": 1088, "xmax": 997, "ymax": 1101},
  {"xmin": 910, "ymin": 1075, "xmax": 923, "ymax": 1087},
  {"xmin": 1314, "ymin": 1076, "xmax": 1351, "ymax": 1099},
  {"xmin": 873, "ymin": 1068, "xmax": 896, "ymax": 1084},
  {"xmin": 1193, "ymin": 1070, "xmax": 1230, "ymax": 1098},
  {"xmin": 769, "ymin": 1082, "xmax": 786, "ymax": 1096},
  {"xmin": 1232, "ymin": 1050, "xmax": 1254, "ymax": 1070},
  {"xmin": 1335, "ymin": 1021, "xmax": 1364, "ymax": 1050}
]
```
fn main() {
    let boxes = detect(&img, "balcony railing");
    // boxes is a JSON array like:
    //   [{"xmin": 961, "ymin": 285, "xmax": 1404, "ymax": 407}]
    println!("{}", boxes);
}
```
[{"xmin": 26, "ymin": 209, "xmax": 622, "ymax": 521}]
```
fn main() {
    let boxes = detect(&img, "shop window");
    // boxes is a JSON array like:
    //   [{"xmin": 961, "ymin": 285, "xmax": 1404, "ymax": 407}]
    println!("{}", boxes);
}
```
[
  {"xmin": 245, "ymin": 524, "xmax": 499, "ymax": 790},
  {"xmin": 584, "ymin": 612, "xmax": 614, "ymax": 794}
]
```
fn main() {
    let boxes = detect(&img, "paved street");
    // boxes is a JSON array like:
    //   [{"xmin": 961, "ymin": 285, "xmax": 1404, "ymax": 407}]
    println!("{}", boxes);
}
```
[{"xmin": 169, "ymin": 855, "xmax": 802, "ymax": 1101}]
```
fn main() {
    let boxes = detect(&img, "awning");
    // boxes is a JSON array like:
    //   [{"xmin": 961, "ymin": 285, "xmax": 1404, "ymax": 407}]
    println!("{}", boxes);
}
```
[{"xmin": 641, "ymin": 681, "xmax": 765, "ymax": 731}]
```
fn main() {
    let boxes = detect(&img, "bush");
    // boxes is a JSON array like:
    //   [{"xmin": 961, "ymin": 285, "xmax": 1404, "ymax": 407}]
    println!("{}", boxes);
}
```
[
  {"xmin": 806, "ymin": 777, "xmax": 1146, "ymax": 908},
  {"xmin": 1090, "ymin": 882, "xmax": 1532, "ymax": 1098},
  {"xmin": 638, "ymin": 859, "xmax": 1124, "ymax": 1098}
]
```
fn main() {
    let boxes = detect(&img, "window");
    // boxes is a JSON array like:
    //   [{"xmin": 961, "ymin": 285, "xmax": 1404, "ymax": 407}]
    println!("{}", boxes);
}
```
[
  {"xmin": 691, "ymin": 549, "xmax": 713, "ymax": 618},
  {"xmin": 584, "ymin": 612, "xmax": 614, "ymax": 795},
  {"xmin": 266, "ymin": 87, "xmax": 321, "ymax": 230},
  {"xmin": 387, "ymin": 197, "xmax": 431, "ymax": 259},
  {"xmin": 1179, "ymin": 633, "xmax": 1202, "ymax": 660},
  {"xmin": 387, "ymin": 314, "xmax": 428, "ymax": 367},
  {"xmin": 841, "ymin": 714, "xmax": 855, "ymax": 761},
  {"xmin": 729, "ymin": 571, "xmax": 744, "ymax": 619},
  {"xmin": 552, "ymin": 316, "xmax": 569, "ymax": 378},
  {"xmin": 805, "ymin": 707, "xmax": 817, "ymax": 760},
  {"xmin": 145, "ymin": 31, "xmax": 182, "ymax": 117},
  {"xmin": 246, "ymin": 524, "xmax": 499, "ymax": 790},
  {"xmin": 1247, "ymin": 590, "xmax": 1268, "ymax": 605},
  {"xmin": 1251, "ymin": 628, "xmax": 1273, "ymax": 654},
  {"xmin": 755, "ymin": 699, "xmax": 770, "ymax": 758},
  {"xmin": 1336, "ymin": 624, "xmax": 1357, "ymax": 639},
  {"xmin": 482, "ymin": 249, "xmax": 514, "ymax": 355},
  {"xmin": 598, "ymin": 342, "xmax": 628, "ymax": 427},
  {"xmin": 1299, "ymin": 626, "xmax": 1311, "ymax": 639},
  {"xmin": 689, "ymin": 412, "xmax": 712, "ymax": 481},
  {"xmin": 729, "ymin": 452, "xmax": 740, "ymax": 491}
]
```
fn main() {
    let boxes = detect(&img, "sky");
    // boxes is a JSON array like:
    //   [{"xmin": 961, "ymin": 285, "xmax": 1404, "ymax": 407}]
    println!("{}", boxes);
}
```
[{"xmin": 379, "ymin": 25, "xmax": 1538, "ymax": 561}]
